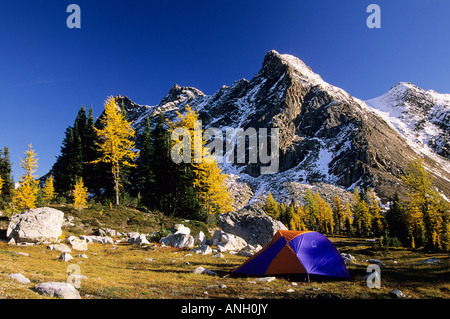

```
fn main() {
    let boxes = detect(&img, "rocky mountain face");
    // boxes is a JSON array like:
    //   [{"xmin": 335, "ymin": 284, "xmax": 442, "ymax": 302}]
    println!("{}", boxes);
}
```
[{"xmin": 119, "ymin": 50, "xmax": 450, "ymax": 205}]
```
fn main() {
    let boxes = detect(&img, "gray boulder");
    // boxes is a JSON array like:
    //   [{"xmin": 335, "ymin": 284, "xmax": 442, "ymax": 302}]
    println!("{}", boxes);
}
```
[
  {"xmin": 128, "ymin": 234, "xmax": 150, "ymax": 245},
  {"xmin": 66, "ymin": 236, "xmax": 88, "ymax": 251},
  {"xmin": 9, "ymin": 273, "xmax": 30, "ymax": 284},
  {"xmin": 33, "ymin": 282, "xmax": 81, "ymax": 299},
  {"xmin": 159, "ymin": 233, "xmax": 195, "ymax": 248},
  {"xmin": 211, "ymin": 230, "xmax": 247, "ymax": 252},
  {"xmin": 6, "ymin": 207, "xmax": 64, "ymax": 243},
  {"xmin": 47, "ymin": 243, "xmax": 72, "ymax": 253},
  {"xmin": 218, "ymin": 203, "xmax": 287, "ymax": 246}
]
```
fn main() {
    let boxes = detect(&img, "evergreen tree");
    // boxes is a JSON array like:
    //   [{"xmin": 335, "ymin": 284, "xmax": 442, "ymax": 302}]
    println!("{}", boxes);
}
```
[
  {"xmin": 367, "ymin": 188, "xmax": 384, "ymax": 237},
  {"xmin": 402, "ymin": 158, "xmax": 446, "ymax": 249},
  {"xmin": 332, "ymin": 195, "xmax": 345, "ymax": 234},
  {"xmin": 303, "ymin": 188, "xmax": 317, "ymax": 230},
  {"xmin": 385, "ymin": 192, "xmax": 409, "ymax": 245},
  {"xmin": 262, "ymin": 192, "xmax": 280, "ymax": 220},
  {"xmin": 0, "ymin": 147, "xmax": 14, "ymax": 206},
  {"xmin": 352, "ymin": 187, "xmax": 372, "ymax": 237}
]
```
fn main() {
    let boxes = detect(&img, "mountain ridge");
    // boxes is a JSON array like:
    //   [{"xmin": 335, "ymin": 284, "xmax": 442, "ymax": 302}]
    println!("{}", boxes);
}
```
[{"xmin": 114, "ymin": 50, "xmax": 450, "ymax": 205}]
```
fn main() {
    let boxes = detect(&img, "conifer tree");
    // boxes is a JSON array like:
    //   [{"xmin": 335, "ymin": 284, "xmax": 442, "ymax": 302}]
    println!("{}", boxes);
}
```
[
  {"xmin": 262, "ymin": 192, "xmax": 280, "ymax": 220},
  {"xmin": 332, "ymin": 195, "xmax": 345, "ymax": 234},
  {"xmin": 73, "ymin": 177, "xmax": 88, "ymax": 212},
  {"xmin": 92, "ymin": 96, "xmax": 139, "ymax": 205},
  {"xmin": 303, "ymin": 188, "xmax": 318, "ymax": 230},
  {"xmin": 0, "ymin": 147, "xmax": 14, "ymax": 205},
  {"xmin": 385, "ymin": 192, "xmax": 409, "ymax": 244},
  {"xmin": 351, "ymin": 187, "xmax": 371, "ymax": 236},
  {"xmin": 367, "ymin": 188, "xmax": 384, "ymax": 237},
  {"xmin": 13, "ymin": 144, "xmax": 39, "ymax": 211},
  {"xmin": 402, "ymin": 158, "xmax": 446, "ymax": 249},
  {"xmin": 168, "ymin": 105, "xmax": 231, "ymax": 219},
  {"xmin": 42, "ymin": 175, "xmax": 55, "ymax": 204}
]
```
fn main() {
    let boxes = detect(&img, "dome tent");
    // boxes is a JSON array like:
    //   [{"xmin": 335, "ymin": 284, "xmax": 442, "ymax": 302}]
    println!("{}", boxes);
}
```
[{"xmin": 233, "ymin": 230, "xmax": 350, "ymax": 281}]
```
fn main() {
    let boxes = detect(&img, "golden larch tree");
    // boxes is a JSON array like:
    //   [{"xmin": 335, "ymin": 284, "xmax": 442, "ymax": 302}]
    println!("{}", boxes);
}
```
[
  {"xmin": 73, "ymin": 177, "xmax": 88, "ymax": 212},
  {"xmin": 169, "ymin": 105, "xmax": 232, "ymax": 218},
  {"xmin": 13, "ymin": 144, "xmax": 39, "ymax": 211},
  {"xmin": 93, "ymin": 96, "xmax": 139, "ymax": 205},
  {"xmin": 42, "ymin": 174, "xmax": 55, "ymax": 204}
]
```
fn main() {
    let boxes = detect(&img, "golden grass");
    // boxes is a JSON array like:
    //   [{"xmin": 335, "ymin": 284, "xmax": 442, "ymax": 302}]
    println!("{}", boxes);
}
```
[{"xmin": 1, "ymin": 236, "xmax": 449, "ymax": 299}]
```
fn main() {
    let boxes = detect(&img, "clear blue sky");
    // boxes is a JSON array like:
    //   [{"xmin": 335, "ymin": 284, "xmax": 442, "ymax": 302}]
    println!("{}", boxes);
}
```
[{"xmin": 1, "ymin": 0, "xmax": 449, "ymax": 181}]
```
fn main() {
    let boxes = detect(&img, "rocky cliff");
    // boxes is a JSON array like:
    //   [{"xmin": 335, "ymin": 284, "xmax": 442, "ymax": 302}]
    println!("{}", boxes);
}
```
[{"xmin": 118, "ymin": 50, "xmax": 450, "ymax": 205}]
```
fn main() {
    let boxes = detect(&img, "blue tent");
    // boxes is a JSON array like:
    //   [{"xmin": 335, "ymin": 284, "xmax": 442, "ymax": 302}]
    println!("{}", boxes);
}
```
[{"xmin": 233, "ymin": 230, "xmax": 350, "ymax": 280}]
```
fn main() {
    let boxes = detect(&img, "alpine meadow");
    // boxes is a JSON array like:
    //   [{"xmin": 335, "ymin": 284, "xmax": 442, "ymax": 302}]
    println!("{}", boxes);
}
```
[{"xmin": 1, "ymin": 1, "xmax": 450, "ymax": 306}]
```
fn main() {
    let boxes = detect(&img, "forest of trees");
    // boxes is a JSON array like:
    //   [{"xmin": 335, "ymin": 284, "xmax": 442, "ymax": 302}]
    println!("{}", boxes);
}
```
[
  {"xmin": 0, "ymin": 97, "xmax": 449, "ymax": 251},
  {"xmin": 0, "ymin": 97, "xmax": 231, "ymax": 222},
  {"xmin": 261, "ymin": 160, "xmax": 450, "ymax": 252}
]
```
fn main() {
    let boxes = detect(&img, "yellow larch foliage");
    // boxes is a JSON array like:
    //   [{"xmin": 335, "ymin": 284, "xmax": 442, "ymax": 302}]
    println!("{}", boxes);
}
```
[
  {"xmin": 92, "ymin": 96, "xmax": 139, "ymax": 205},
  {"xmin": 73, "ymin": 177, "xmax": 88, "ymax": 212},
  {"xmin": 13, "ymin": 144, "xmax": 39, "ymax": 211},
  {"xmin": 42, "ymin": 175, "xmax": 55, "ymax": 204}
]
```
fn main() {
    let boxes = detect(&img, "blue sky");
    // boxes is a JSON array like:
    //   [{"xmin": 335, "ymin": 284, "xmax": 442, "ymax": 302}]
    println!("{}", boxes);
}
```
[{"xmin": 1, "ymin": 0, "xmax": 449, "ymax": 181}]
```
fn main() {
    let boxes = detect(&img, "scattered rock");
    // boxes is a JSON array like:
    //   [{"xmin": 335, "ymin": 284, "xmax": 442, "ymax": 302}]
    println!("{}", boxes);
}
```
[
  {"xmin": 128, "ymin": 234, "xmax": 150, "ymax": 245},
  {"xmin": 159, "ymin": 233, "xmax": 195, "ymax": 248},
  {"xmin": 9, "ymin": 273, "xmax": 30, "ymax": 284},
  {"xmin": 192, "ymin": 245, "xmax": 212, "ymax": 255},
  {"xmin": 174, "ymin": 224, "xmax": 190, "ymax": 235},
  {"xmin": 59, "ymin": 253, "xmax": 74, "ymax": 262},
  {"xmin": 389, "ymin": 289, "xmax": 406, "ymax": 298},
  {"xmin": 286, "ymin": 289, "xmax": 295, "ymax": 293},
  {"xmin": 194, "ymin": 231, "xmax": 206, "ymax": 246},
  {"xmin": 211, "ymin": 230, "xmax": 247, "ymax": 252},
  {"xmin": 14, "ymin": 251, "xmax": 30, "ymax": 257},
  {"xmin": 368, "ymin": 259, "xmax": 383, "ymax": 265},
  {"xmin": 420, "ymin": 257, "xmax": 440, "ymax": 264},
  {"xmin": 212, "ymin": 253, "xmax": 224, "ymax": 259},
  {"xmin": 255, "ymin": 277, "xmax": 276, "ymax": 282},
  {"xmin": 341, "ymin": 253, "xmax": 356, "ymax": 264},
  {"xmin": 6, "ymin": 207, "xmax": 64, "ymax": 244},
  {"xmin": 80, "ymin": 235, "xmax": 113, "ymax": 245},
  {"xmin": 75, "ymin": 254, "xmax": 88, "ymax": 259},
  {"xmin": 193, "ymin": 267, "xmax": 216, "ymax": 276},
  {"xmin": 218, "ymin": 203, "xmax": 287, "ymax": 246},
  {"xmin": 47, "ymin": 243, "xmax": 71, "ymax": 253},
  {"xmin": 33, "ymin": 282, "xmax": 81, "ymax": 299},
  {"xmin": 66, "ymin": 236, "xmax": 88, "ymax": 251},
  {"xmin": 238, "ymin": 244, "xmax": 262, "ymax": 257}
]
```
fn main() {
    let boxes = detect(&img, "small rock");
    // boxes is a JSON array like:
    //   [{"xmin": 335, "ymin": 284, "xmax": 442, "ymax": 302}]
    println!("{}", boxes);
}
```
[
  {"xmin": 67, "ymin": 236, "xmax": 88, "ymax": 251},
  {"xmin": 47, "ymin": 243, "xmax": 72, "ymax": 253},
  {"xmin": 389, "ymin": 289, "xmax": 406, "ymax": 298},
  {"xmin": 9, "ymin": 273, "xmax": 30, "ymax": 284},
  {"xmin": 15, "ymin": 252, "xmax": 29, "ymax": 257},
  {"xmin": 212, "ymin": 253, "xmax": 224, "ymax": 259},
  {"xmin": 59, "ymin": 253, "xmax": 74, "ymax": 262},
  {"xmin": 255, "ymin": 277, "xmax": 276, "ymax": 282},
  {"xmin": 75, "ymin": 254, "xmax": 88, "ymax": 259},
  {"xmin": 420, "ymin": 257, "xmax": 440, "ymax": 264},
  {"xmin": 192, "ymin": 245, "xmax": 212, "ymax": 255},
  {"xmin": 219, "ymin": 284, "xmax": 227, "ymax": 289},
  {"xmin": 286, "ymin": 289, "xmax": 295, "ymax": 293},
  {"xmin": 193, "ymin": 266, "xmax": 216, "ymax": 276},
  {"xmin": 368, "ymin": 259, "xmax": 383, "ymax": 265},
  {"xmin": 33, "ymin": 282, "xmax": 80, "ymax": 299}
]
